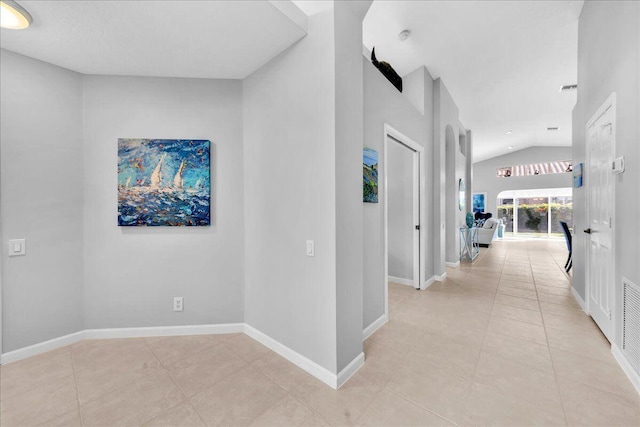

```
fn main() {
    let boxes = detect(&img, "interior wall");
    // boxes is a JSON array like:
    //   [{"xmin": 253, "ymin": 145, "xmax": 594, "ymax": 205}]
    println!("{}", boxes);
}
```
[
  {"xmin": 0, "ymin": 50, "xmax": 84, "ymax": 352},
  {"xmin": 473, "ymin": 146, "xmax": 573, "ymax": 215},
  {"xmin": 572, "ymin": 1, "xmax": 639, "ymax": 348},
  {"xmin": 82, "ymin": 75, "xmax": 245, "ymax": 329},
  {"xmin": 363, "ymin": 58, "xmax": 430, "ymax": 330},
  {"xmin": 243, "ymin": 7, "xmax": 339, "ymax": 373},
  {"xmin": 387, "ymin": 140, "xmax": 414, "ymax": 280}
]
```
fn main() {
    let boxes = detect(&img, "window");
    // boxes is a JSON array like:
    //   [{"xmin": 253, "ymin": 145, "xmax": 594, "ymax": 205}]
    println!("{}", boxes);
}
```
[
  {"xmin": 497, "ymin": 160, "xmax": 572, "ymax": 178},
  {"xmin": 497, "ymin": 188, "xmax": 572, "ymax": 238}
]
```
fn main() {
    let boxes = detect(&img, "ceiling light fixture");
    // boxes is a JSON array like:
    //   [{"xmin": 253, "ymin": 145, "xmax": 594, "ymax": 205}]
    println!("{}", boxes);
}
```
[
  {"xmin": 398, "ymin": 30, "xmax": 410, "ymax": 41},
  {"xmin": 506, "ymin": 131, "xmax": 512, "ymax": 135},
  {"xmin": 0, "ymin": 0, "xmax": 32, "ymax": 30},
  {"xmin": 508, "ymin": 146, "xmax": 514, "ymax": 150}
]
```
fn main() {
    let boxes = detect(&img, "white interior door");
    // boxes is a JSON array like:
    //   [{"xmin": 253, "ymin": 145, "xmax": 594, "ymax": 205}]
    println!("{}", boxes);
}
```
[{"xmin": 586, "ymin": 94, "xmax": 616, "ymax": 342}]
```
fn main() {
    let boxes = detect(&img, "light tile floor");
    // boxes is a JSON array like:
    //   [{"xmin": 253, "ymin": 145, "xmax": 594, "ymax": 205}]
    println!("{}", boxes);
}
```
[{"xmin": 1, "ymin": 240, "xmax": 639, "ymax": 426}]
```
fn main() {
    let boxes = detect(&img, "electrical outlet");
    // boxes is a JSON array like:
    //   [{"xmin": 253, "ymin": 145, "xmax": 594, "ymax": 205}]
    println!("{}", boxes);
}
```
[{"xmin": 173, "ymin": 297, "xmax": 184, "ymax": 312}]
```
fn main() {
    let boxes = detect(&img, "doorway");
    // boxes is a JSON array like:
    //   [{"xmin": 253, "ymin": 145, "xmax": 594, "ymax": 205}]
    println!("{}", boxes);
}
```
[
  {"xmin": 585, "ymin": 93, "xmax": 616, "ymax": 342},
  {"xmin": 383, "ymin": 124, "xmax": 425, "ymax": 318}
]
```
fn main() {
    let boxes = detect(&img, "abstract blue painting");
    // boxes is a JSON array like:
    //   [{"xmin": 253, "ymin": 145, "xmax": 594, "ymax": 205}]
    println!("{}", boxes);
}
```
[
  {"xmin": 363, "ymin": 147, "xmax": 378, "ymax": 203},
  {"xmin": 118, "ymin": 139, "xmax": 210, "ymax": 226}
]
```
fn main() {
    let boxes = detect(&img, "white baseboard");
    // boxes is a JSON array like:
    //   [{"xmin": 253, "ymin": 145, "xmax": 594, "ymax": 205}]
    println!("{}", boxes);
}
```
[
  {"xmin": 388, "ymin": 276, "xmax": 415, "ymax": 287},
  {"xmin": 445, "ymin": 261, "xmax": 460, "ymax": 268},
  {"xmin": 422, "ymin": 276, "xmax": 436, "ymax": 290},
  {"xmin": 611, "ymin": 344, "xmax": 640, "ymax": 396},
  {"xmin": 0, "ymin": 323, "xmax": 244, "ymax": 365},
  {"xmin": 434, "ymin": 272, "xmax": 447, "ymax": 281},
  {"xmin": 362, "ymin": 313, "xmax": 388, "ymax": 341},
  {"xmin": 337, "ymin": 352, "xmax": 365, "ymax": 389},
  {"xmin": 0, "ymin": 331, "xmax": 85, "ymax": 365},
  {"xmin": 244, "ymin": 323, "xmax": 340, "ymax": 389},
  {"xmin": 570, "ymin": 286, "xmax": 588, "ymax": 314}
]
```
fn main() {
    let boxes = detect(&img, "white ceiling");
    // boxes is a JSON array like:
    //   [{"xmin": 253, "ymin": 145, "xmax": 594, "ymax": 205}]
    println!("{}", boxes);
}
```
[
  {"xmin": 0, "ymin": 0, "xmax": 307, "ymax": 79},
  {"xmin": 363, "ymin": 1, "xmax": 583, "ymax": 162}
]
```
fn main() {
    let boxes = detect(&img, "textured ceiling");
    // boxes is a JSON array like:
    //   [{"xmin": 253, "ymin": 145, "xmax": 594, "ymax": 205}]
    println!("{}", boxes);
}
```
[
  {"xmin": 0, "ymin": 0, "xmax": 307, "ymax": 79},
  {"xmin": 363, "ymin": 1, "xmax": 583, "ymax": 162}
]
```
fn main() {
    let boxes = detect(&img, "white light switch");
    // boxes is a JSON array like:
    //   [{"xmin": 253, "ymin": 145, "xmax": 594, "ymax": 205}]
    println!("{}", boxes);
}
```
[
  {"xmin": 9, "ymin": 239, "xmax": 26, "ymax": 257},
  {"xmin": 306, "ymin": 240, "xmax": 315, "ymax": 257}
]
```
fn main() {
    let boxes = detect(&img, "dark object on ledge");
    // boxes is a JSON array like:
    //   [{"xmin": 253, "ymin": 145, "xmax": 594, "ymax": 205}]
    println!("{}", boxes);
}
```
[
  {"xmin": 371, "ymin": 47, "xmax": 403, "ymax": 93},
  {"xmin": 560, "ymin": 221, "xmax": 572, "ymax": 272},
  {"xmin": 475, "ymin": 212, "xmax": 493, "ymax": 221}
]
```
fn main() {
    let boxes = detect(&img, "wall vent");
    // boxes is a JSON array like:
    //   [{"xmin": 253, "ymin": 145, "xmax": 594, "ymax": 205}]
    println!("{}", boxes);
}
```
[
  {"xmin": 623, "ymin": 278, "xmax": 640, "ymax": 375},
  {"xmin": 547, "ymin": 127, "xmax": 559, "ymax": 131},
  {"xmin": 559, "ymin": 84, "xmax": 578, "ymax": 92}
]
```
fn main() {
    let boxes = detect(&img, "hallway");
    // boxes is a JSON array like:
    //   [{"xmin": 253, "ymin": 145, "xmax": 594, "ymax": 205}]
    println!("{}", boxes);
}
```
[{"xmin": 1, "ymin": 242, "xmax": 639, "ymax": 426}]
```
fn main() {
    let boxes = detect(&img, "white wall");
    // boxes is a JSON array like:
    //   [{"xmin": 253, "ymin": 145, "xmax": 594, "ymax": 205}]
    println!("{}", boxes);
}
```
[
  {"xmin": 243, "ymin": 7, "xmax": 339, "ymax": 373},
  {"xmin": 363, "ymin": 59, "xmax": 430, "ymax": 330},
  {"xmin": 572, "ymin": 1, "xmax": 639, "ymax": 348},
  {"xmin": 82, "ymin": 75, "xmax": 245, "ymax": 329},
  {"xmin": 0, "ymin": 50, "xmax": 84, "ymax": 352},
  {"xmin": 473, "ymin": 146, "xmax": 573, "ymax": 215},
  {"xmin": 387, "ymin": 140, "xmax": 414, "ymax": 280}
]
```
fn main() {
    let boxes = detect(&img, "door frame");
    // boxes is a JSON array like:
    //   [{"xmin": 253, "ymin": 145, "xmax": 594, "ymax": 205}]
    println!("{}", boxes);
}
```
[
  {"xmin": 584, "ymin": 92, "xmax": 617, "ymax": 340},
  {"xmin": 383, "ymin": 124, "xmax": 426, "ymax": 318}
]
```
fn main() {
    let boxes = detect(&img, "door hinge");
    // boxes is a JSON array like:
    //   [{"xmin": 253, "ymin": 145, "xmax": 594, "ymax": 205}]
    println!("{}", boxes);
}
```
[{"xmin": 415, "ymin": 225, "xmax": 420, "ymax": 230}]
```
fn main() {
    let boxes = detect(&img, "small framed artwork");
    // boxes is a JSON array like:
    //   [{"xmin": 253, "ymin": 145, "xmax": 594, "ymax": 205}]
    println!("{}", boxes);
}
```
[
  {"xmin": 472, "ymin": 193, "xmax": 487, "ymax": 213},
  {"xmin": 573, "ymin": 162, "xmax": 583, "ymax": 188},
  {"xmin": 363, "ymin": 147, "xmax": 378, "ymax": 203}
]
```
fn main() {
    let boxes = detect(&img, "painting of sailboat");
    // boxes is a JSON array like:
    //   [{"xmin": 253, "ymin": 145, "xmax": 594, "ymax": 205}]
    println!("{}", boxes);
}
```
[{"xmin": 118, "ymin": 139, "xmax": 211, "ymax": 226}]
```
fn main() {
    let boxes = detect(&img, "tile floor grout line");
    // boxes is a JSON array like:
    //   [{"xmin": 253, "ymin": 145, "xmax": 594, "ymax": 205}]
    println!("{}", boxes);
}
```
[
  {"xmin": 529, "ymin": 247, "xmax": 571, "ymax": 427},
  {"xmin": 383, "ymin": 385, "xmax": 461, "ymax": 426},
  {"xmin": 69, "ymin": 344, "xmax": 86, "ymax": 427}
]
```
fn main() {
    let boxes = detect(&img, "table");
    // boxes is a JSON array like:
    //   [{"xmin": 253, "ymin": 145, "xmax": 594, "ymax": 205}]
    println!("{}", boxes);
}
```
[{"xmin": 459, "ymin": 227, "xmax": 479, "ymax": 261}]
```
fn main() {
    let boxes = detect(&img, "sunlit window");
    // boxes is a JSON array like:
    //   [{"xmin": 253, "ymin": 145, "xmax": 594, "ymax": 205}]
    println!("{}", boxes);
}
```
[
  {"xmin": 497, "ymin": 161, "xmax": 572, "ymax": 177},
  {"xmin": 497, "ymin": 188, "xmax": 572, "ymax": 238}
]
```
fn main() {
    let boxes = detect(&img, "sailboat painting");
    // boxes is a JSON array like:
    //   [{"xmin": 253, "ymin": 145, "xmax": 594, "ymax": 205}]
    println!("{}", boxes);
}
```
[{"xmin": 117, "ymin": 139, "xmax": 211, "ymax": 226}]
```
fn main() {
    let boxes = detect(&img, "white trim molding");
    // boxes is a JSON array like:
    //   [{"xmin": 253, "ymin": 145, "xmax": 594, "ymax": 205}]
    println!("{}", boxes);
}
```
[
  {"xmin": 388, "ymin": 276, "xmax": 415, "ymax": 288},
  {"xmin": 445, "ymin": 261, "xmax": 460, "ymax": 268},
  {"xmin": 0, "ymin": 331, "xmax": 85, "ymax": 365},
  {"xmin": 337, "ymin": 352, "xmax": 365, "ymax": 389},
  {"xmin": 570, "ymin": 286, "xmax": 588, "ymax": 314},
  {"xmin": 434, "ymin": 272, "xmax": 447, "ymax": 281},
  {"xmin": 362, "ymin": 313, "xmax": 388, "ymax": 341},
  {"xmin": 611, "ymin": 344, "xmax": 640, "ymax": 396},
  {"xmin": 423, "ymin": 276, "xmax": 436, "ymax": 290}
]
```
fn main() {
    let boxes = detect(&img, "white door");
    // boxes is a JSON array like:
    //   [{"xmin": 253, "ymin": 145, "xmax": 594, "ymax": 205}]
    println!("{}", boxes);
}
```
[{"xmin": 586, "ymin": 94, "xmax": 616, "ymax": 342}]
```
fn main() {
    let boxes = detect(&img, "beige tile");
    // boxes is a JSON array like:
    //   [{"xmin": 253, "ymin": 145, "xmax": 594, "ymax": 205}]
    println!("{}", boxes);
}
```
[
  {"xmin": 250, "ymin": 395, "xmax": 329, "ymax": 427},
  {"xmin": 81, "ymin": 369, "xmax": 184, "ymax": 427},
  {"xmin": 499, "ymin": 279, "xmax": 536, "ymax": 291},
  {"xmin": 474, "ymin": 352, "xmax": 563, "ymax": 410},
  {"xmin": 294, "ymin": 372, "xmax": 382, "ymax": 427},
  {"xmin": 143, "ymin": 401, "xmax": 205, "ymax": 427},
  {"xmin": 190, "ymin": 366, "xmax": 289, "ymax": 426},
  {"xmin": 550, "ymin": 348, "xmax": 638, "ymax": 399},
  {"xmin": 359, "ymin": 338, "xmax": 408, "ymax": 386},
  {"xmin": 252, "ymin": 351, "xmax": 328, "ymax": 400},
  {"xmin": 487, "ymin": 315, "xmax": 548, "ymax": 345},
  {"xmin": 536, "ymin": 284, "xmax": 571, "ymax": 296},
  {"xmin": 545, "ymin": 327, "xmax": 612, "ymax": 363},
  {"xmin": 387, "ymin": 357, "xmax": 470, "ymax": 424},
  {"xmin": 497, "ymin": 286, "xmax": 538, "ymax": 301},
  {"xmin": 167, "ymin": 343, "xmax": 247, "ymax": 397},
  {"xmin": 537, "ymin": 292, "xmax": 581, "ymax": 306},
  {"xmin": 368, "ymin": 320, "xmax": 424, "ymax": 354},
  {"xmin": 462, "ymin": 381, "xmax": 566, "ymax": 426},
  {"xmin": 534, "ymin": 277, "xmax": 571, "ymax": 288},
  {"xmin": 494, "ymin": 293, "xmax": 540, "ymax": 311},
  {"xmin": 225, "ymin": 334, "xmax": 272, "ymax": 363},
  {"xmin": 37, "ymin": 409, "xmax": 82, "ymax": 427},
  {"xmin": 539, "ymin": 301, "xmax": 584, "ymax": 318},
  {"xmin": 73, "ymin": 338, "xmax": 163, "ymax": 403},
  {"xmin": 557, "ymin": 378, "xmax": 640, "ymax": 427},
  {"xmin": 0, "ymin": 374, "xmax": 78, "ymax": 427},
  {"xmin": 145, "ymin": 334, "xmax": 228, "ymax": 366},
  {"xmin": 501, "ymin": 274, "xmax": 534, "ymax": 284},
  {"xmin": 543, "ymin": 312, "xmax": 601, "ymax": 335},
  {"xmin": 482, "ymin": 332, "xmax": 554, "ymax": 373},
  {"xmin": 0, "ymin": 346, "xmax": 74, "ymax": 401},
  {"xmin": 358, "ymin": 389, "xmax": 454, "ymax": 426},
  {"xmin": 411, "ymin": 331, "xmax": 482, "ymax": 378},
  {"xmin": 491, "ymin": 302, "xmax": 543, "ymax": 326}
]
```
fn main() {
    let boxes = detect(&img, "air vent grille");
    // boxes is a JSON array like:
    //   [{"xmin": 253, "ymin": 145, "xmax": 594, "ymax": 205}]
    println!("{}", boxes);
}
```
[
  {"xmin": 560, "ymin": 84, "xmax": 578, "ymax": 92},
  {"xmin": 623, "ymin": 278, "xmax": 640, "ymax": 375}
]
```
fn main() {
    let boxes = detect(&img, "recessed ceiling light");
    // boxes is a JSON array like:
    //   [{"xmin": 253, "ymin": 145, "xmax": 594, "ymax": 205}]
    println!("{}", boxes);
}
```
[
  {"xmin": 547, "ymin": 127, "xmax": 559, "ymax": 131},
  {"xmin": 506, "ymin": 131, "xmax": 512, "ymax": 135},
  {"xmin": 508, "ymin": 146, "xmax": 514, "ymax": 150},
  {"xmin": 0, "ymin": 0, "xmax": 32, "ymax": 30},
  {"xmin": 398, "ymin": 30, "xmax": 410, "ymax": 41},
  {"xmin": 559, "ymin": 84, "xmax": 577, "ymax": 92}
]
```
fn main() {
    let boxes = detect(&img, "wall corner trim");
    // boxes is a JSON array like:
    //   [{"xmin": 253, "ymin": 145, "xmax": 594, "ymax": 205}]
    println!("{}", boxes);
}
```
[
  {"xmin": 434, "ymin": 272, "xmax": 448, "ymax": 281},
  {"xmin": 445, "ymin": 261, "xmax": 460, "ymax": 268},
  {"xmin": 570, "ymin": 286, "xmax": 588, "ymax": 314},
  {"xmin": 336, "ymin": 352, "xmax": 365, "ymax": 389},
  {"xmin": 244, "ymin": 323, "xmax": 340, "ymax": 389},
  {"xmin": 388, "ymin": 276, "xmax": 416, "ymax": 288},
  {"xmin": 362, "ymin": 313, "xmax": 388, "ymax": 341},
  {"xmin": 611, "ymin": 344, "xmax": 640, "ymax": 396},
  {"xmin": 423, "ymin": 276, "xmax": 436, "ymax": 290}
]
